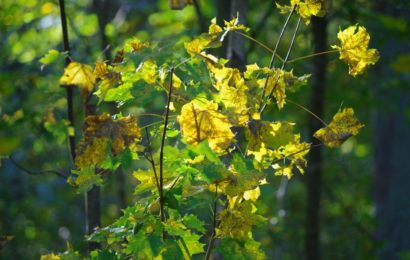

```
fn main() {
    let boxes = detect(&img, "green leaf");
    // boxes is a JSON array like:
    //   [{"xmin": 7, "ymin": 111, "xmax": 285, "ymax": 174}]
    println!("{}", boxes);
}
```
[
  {"xmin": 90, "ymin": 250, "xmax": 118, "ymax": 260},
  {"xmin": 216, "ymin": 238, "xmax": 265, "ymax": 260},
  {"xmin": 39, "ymin": 49, "xmax": 66, "ymax": 66},
  {"xmin": 70, "ymin": 167, "xmax": 103, "ymax": 193},
  {"xmin": 104, "ymin": 82, "xmax": 134, "ymax": 103},
  {"xmin": 183, "ymin": 214, "xmax": 206, "ymax": 233}
]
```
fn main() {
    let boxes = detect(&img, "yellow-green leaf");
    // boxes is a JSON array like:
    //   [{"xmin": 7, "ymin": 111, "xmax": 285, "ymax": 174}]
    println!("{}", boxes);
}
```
[
  {"xmin": 59, "ymin": 62, "xmax": 96, "ymax": 92},
  {"xmin": 314, "ymin": 108, "xmax": 364, "ymax": 148}
]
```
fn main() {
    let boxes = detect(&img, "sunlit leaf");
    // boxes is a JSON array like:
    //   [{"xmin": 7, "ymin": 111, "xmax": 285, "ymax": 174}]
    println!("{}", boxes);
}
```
[
  {"xmin": 332, "ymin": 25, "xmax": 380, "ymax": 76},
  {"xmin": 277, "ymin": 0, "xmax": 326, "ymax": 25},
  {"xmin": 59, "ymin": 62, "xmax": 96, "ymax": 93},
  {"xmin": 314, "ymin": 108, "xmax": 364, "ymax": 147},
  {"xmin": 178, "ymin": 99, "xmax": 234, "ymax": 154}
]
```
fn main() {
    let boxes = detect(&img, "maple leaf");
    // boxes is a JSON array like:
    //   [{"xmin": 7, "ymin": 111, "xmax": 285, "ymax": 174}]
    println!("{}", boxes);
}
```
[
  {"xmin": 178, "ymin": 100, "xmax": 235, "ymax": 154},
  {"xmin": 277, "ymin": 0, "xmax": 325, "ymax": 25},
  {"xmin": 314, "ymin": 108, "xmax": 364, "ymax": 148},
  {"xmin": 332, "ymin": 25, "xmax": 380, "ymax": 76},
  {"xmin": 246, "ymin": 121, "xmax": 294, "ymax": 162},
  {"xmin": 245, "ymin": 64, "xmax": 309, "ymax": 109},
  {"xmin": 59, "ymin": 62, "xmax": 96, "ymax": 93},
  {"xmin": 75, "ymin": 113, "xmax": 141, "ymax": 169},
  {"xmin": 127, "ymin": 38, "xmax": 150, "ymax": 53},
  {"xmin": 206, "ymin": 62, "xmax": 257, "ymax": 125},
  {"xmin": 271, "ymin": 134, "xmax": 310, "ymax": 179},
  {"xmin": 216, "ymin": 200, "xmax": 264, "ymax": 239}
]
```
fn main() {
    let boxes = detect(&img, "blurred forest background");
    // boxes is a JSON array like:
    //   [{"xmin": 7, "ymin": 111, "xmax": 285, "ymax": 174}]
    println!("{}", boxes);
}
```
[{"xmin": 0, "ymin": 0, "xmax": 409, "ymax": 259}]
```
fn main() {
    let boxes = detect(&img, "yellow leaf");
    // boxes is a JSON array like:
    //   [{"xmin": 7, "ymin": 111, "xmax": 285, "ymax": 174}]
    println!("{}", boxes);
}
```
[
  {"xmin": 40, "ymin": 253, "xmax": 61, "ymax": 260},
  {"xmin": 178, "ymin": 100, "xmax": 234, "ymax": 154},
  {"xmin": 75, "ymin": 138, "xmax": 109, "ymax": 169},
  {"xmin": 332, "ymin": 25, "xmax": 380, "ymax": 76},
  {"xmin": 59, "ymin": 62, "xmax": 96, "ymax": 92},
  {"xmin": 208, "ymin": 18, "xmax": 223, "ymax": 35},
  {"xmin": 272, "ymin": 134, "xmax": 310, "ymax": 179},
  {"xmin": 207, "ymin": 62, "xmax": 254, "ymax": 125},
  {"xmin": 243, "ymin": 186, "xmax": 261, "ymax": 202},
  {"xmin": 128, "ymin": 38, "xmax": 150, "ymax": 53},
  {"xmin": 76, "ymin": 114, "xmax": 141, "ymax": 168},
  {"xmin": 314, "ymin": 108, "xmax": 364, "ymax": 148},
  {"xmin": 277, "ymin": 0, "xmax": 325, "ymax": 25},
  {"xmin": 137, "ymin": 59, "xmax": 158, "ymax": 85}
]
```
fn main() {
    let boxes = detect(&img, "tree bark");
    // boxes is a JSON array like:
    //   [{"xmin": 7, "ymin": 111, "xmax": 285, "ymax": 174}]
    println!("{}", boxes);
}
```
[{"xmin": 305, "ymin": 16, "xmax": 328, "ymax": 260}]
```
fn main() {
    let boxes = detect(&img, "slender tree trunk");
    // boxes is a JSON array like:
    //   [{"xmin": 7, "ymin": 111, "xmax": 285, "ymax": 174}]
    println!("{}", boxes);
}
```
[
  {"xmin": 305, "ymin": 16, "xmax": 328, "ymax": 260},
  {"xmin": 216, "ymin": 0, "xmax": 231, "ymax": 59},
  {"xmin": 227, "ymin": 0, "xmax": 247, "ymax": 71}
]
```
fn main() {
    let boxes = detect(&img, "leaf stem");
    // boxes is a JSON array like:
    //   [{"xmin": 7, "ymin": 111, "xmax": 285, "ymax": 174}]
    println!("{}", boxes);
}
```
[
  {"xmin": 235, "ymin": 31, "xmax": 284, "ymax": 62},
  {"xmin": 287, "ymin": 99, "xmax": 328, "ymax": 127},
  {"xmin": 287, "ymin": 49, "xmax": 338, "ymax": 64},
  {"xmin": 159, "ymin": 67, "xmax": 175, "ymax": 238}
]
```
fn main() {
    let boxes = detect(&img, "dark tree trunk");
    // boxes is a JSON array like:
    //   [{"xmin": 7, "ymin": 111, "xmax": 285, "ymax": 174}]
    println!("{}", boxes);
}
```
[
  {"xmin": 227, "ymin": 0, "xmax": 247, "ymax": 71},
  {"xmin": 216, "ymin": 0, "xmax": 231, "ymax": 59},
  {"xmin": 305, "ymin": 16, "xmax": 328, "ymax": 260},
  {"xmin": 86, "ymin": 186, "xmax": 101, "ymax": 250}
]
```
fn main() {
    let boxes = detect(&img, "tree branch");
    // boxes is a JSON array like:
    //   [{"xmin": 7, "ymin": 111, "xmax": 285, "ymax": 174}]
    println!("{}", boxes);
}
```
[
  {"xmin": 159, "ymin": 67, "xmax": 175, "ymax": 238},
  {"xmin": 260, "ymin": 16, "xmax": 302, "ymax": 115},
  {"xmin": 8, "ymin": 156, "xmax": 69, "ymax": 179}
]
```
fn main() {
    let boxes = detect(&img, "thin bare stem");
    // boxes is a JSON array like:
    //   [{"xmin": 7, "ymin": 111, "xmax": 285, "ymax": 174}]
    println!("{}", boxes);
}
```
[
  {"xmin": 144, "ymin": 128, "xmax": 161, "ymax": 194},
  {"xmin": 261, "ymin": 6, "xmax": 296, "ymax": 100},
  {"xmin": 159, "ymin": 67, "xmax": 175, "ymax": 237},
  {"xmin": 287, "ymin": 99, "xmax": 328, "ymax": 127},
  {"xmin": 137, "ymin": 113, "xmax": 165, "ymax": 119},
  {"xmin": 9, "ymin": 156, "xmax": 68, "ymax": 179},
  {"xmin": 287, "ymin": 50, "xmax": 338, "ymax": 64},
  {"xmin": 140, "ymin": 116, "xmax": 177, "ymax": 130},
  {"xmin": 235, "ymin": 31, "xmax": 284, "ymax": 62},
  {"xmin": 204, "ymin": 184, "xmax": 218, "ymax": 260},
  {"xmin": 260, "ymin": 16, "xmax": 302, "ymax": 115}
]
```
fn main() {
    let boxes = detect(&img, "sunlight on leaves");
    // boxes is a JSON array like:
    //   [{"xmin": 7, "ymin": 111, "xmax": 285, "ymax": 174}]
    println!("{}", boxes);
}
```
[
  {"xmin": 314, "ymin": 108, "xmax": 364, "ymax": 148},
  {"xmin": 332, "ymin": 25, "xmax": 380, "ymax": 76},
  {"xmin": 59, "ymin": 62, "xmax": 96, "ymax": 93}
]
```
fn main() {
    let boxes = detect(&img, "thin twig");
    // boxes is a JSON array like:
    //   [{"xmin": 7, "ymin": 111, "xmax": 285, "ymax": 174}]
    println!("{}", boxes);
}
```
[
  {"xmin": 204, "ymin": 184, "xmax": 218, "ymax": 260},
  {"xmin": 260, "ymin": 16, "xmax": 302, "ymax": 115},
  {"xmin": 145, "ymin": 128, "xmax": 161, "ymax": 194},
  {"xmin": 287, "ymin": 49, "xmax": 338, "ymax": 64},
  {"xmin": 287, "ymin": 99, "xmax": 328, "ymax": 127},
  {"xmin": 159, "ymin": 67, "xmax": 175, "ymax": 237},
  {"xmin": 261, "ymin": 6, "xmax": 296, "ymax": 100},
  {"xmin": 234, "ymin": 31, "xmax": 284, "ymax": 62},
  {"xmin": 8, "ymin": 156, "xmax": 68, "ymax": 179}
]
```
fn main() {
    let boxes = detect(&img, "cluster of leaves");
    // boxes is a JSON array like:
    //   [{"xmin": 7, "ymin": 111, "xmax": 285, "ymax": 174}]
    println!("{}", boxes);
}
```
[{"xmin": 40, "ymin": 0, "xmax": 379, "ymax": 259}]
